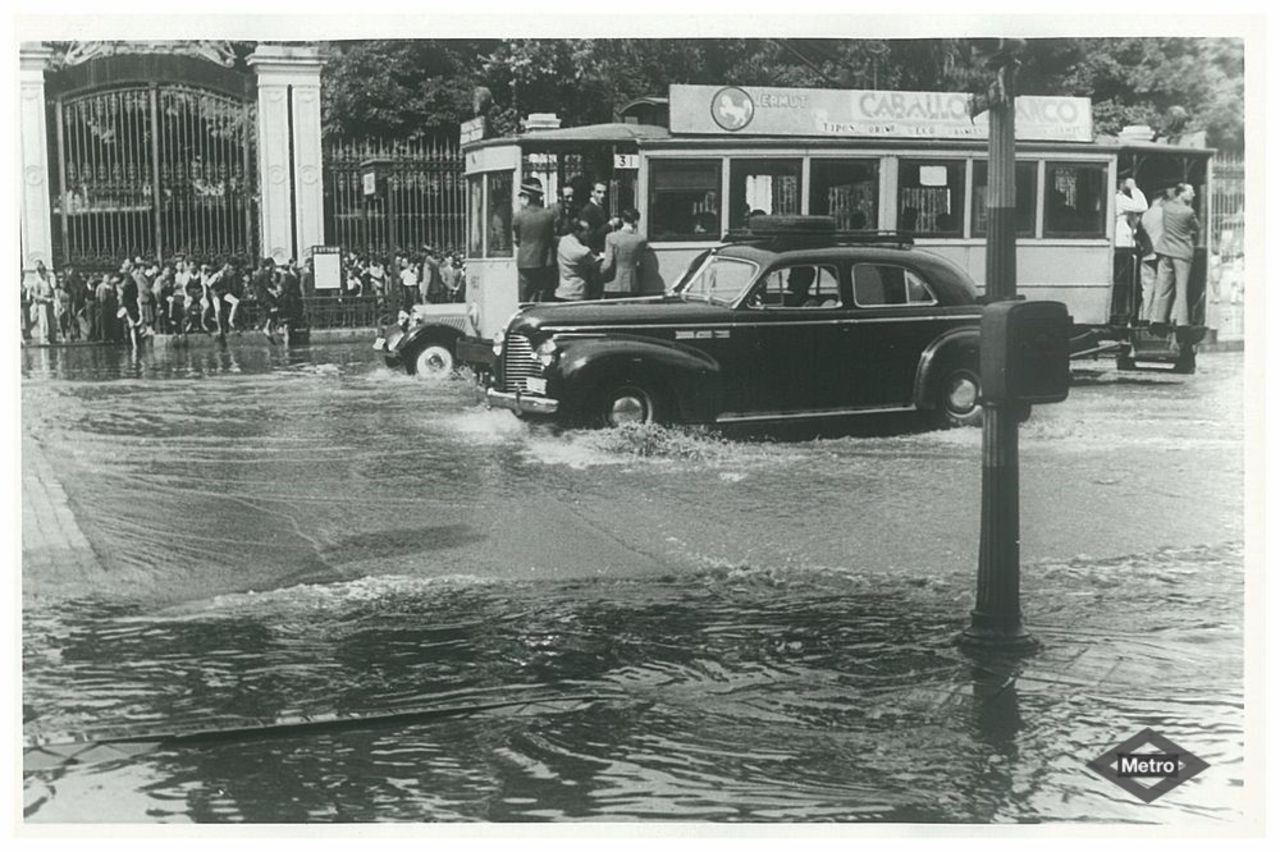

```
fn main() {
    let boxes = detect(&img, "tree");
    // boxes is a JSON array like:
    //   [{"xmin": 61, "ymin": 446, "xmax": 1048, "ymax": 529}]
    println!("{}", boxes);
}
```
[
  {"xmin": 319, "ymin": 40, "xmax": 496, "ymax": 140},
  {"xmin": 317, "ymin": 37, "xmax": 1243, "ymax": 154}
]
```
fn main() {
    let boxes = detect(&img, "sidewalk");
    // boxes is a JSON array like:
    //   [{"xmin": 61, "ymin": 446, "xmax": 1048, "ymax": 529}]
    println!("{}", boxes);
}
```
[{"xmin": 21, "ymin": 435, "xmax": 103, "ymax": 601}]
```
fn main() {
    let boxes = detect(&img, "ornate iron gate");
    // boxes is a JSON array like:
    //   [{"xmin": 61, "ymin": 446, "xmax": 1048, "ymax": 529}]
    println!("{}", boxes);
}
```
[{"xmin": 51, "ymin": 83, "xmax": 257, "ymax": 268}]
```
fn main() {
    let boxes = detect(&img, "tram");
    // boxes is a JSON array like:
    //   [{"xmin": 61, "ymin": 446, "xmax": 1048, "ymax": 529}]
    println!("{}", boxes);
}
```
[{"xmin": 387, "ymin": 83, "xmax": 1214, "ymax": 376}]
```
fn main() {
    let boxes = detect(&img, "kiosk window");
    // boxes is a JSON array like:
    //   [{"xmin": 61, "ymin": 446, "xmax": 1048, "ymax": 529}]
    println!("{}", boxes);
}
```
[
  {"xmin": 467, "ymin": 175, "xmax": 484, "ymax": 258},
  {"xmin": 649, "ymin": 159, "xmax": 722, "ymax": 241},
  {"xmin": 485, "ymin": 171, "xmax": 513, "ymax": 258},
  {"xmin": 972, "ymin": 161, "xmax": 1038, "ymax": 237},
  {"xmin": 730, "ymin": 158, "xmax": 801, "ymax": 230},
  {"xmin": 810, "ymin": 159, "xmax": 879, "ymax": 230},
  {"xmin": 898, "ymin": 159, "xmax": 965, "ymax": 236},
  {"xmin": 1044, "ymin": 162, "xmax": 1107, "ymax": 238},
  {"xmin": 853, "ymin": 264, "xmax": 938, "ymax": 307}
]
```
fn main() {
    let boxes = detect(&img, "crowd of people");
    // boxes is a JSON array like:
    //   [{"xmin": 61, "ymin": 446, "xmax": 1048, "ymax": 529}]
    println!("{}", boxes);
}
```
[
  {"xmin": 1114, "ymin": 177, "xmax": 1203, "ymax": 335},
  {"xmin": 20, "ymin": 255, "xmax": 310, "ymax": 347},
  {"xmin": 512, "ymin": 177, "xmax": 657, "ymax": 303},
  {"xmin": 340, "ymin": 247, "xmax": 466, "ymax": 313},
  {"xmin": 20, "ymin": 246, "xmax": 468, "ymax": 347}
]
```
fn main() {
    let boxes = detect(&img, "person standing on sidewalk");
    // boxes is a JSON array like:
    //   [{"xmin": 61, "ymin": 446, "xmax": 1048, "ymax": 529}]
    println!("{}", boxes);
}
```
[
  {"xmin": 54, "ymin": 277, "xmax": 72, "ymax": 341},
  {"xmin": 397, "ymin": 254, "xmax": 420, "ymax": 311},
  {"xmin": 28, "ymin": 261, "xmax": 57, "ymax": 344},
  {"xmin": 512, "ymin": 178, "xmax": 557, "ymax": 302},
  {"xmin": 64, "ymin": 265, "xmax": 84, "ymax": 341},
  {"xmin": 93, "ymin": 273, "xmax": 115, "ymax": 342}
]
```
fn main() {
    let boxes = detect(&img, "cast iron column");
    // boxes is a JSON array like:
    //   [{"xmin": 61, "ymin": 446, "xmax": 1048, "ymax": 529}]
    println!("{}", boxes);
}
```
[{"xmin": 961, "ymin": 43, "xmax": 1038, "ymax": 653}]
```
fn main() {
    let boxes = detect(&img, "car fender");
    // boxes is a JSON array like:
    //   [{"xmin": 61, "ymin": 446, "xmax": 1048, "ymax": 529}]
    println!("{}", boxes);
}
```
[
  {"xmin": 395, "ymin": 321, "xmax": 464, "ymax": 356},
  {"xmin": 552, "ymin": 336, "xmax": 723, "ymax": 423},
  {"xmin": 913, "ymin": 326, "xmax": 980, "ymax": 410}
]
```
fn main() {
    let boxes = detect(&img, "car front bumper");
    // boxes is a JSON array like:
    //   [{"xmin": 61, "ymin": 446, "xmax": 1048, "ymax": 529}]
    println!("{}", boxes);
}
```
[{"xmin": 485, "ymin": 388, "xmax": 560, "ymax": 416}]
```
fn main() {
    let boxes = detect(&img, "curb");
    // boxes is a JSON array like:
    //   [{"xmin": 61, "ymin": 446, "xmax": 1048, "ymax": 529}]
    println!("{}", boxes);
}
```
[{"xmin": 22, "ymin": 327, "xmax": 380, "ymax": 351}]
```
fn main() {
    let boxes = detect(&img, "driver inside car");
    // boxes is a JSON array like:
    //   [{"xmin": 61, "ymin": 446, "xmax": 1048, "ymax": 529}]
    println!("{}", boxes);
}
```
[{"xmin": 784, "ymin": 266, "xmax": 818, "ymax": 307}]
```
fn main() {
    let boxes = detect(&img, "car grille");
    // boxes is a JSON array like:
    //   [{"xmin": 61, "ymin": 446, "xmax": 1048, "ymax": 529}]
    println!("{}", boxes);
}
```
[{"xmin": 501, "ymin": 334, "xmax": 539, "ymax": 393}]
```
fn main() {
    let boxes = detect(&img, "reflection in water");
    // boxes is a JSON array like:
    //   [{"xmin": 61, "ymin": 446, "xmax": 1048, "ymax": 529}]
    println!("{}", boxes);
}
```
[{"xmin": 21, "ymin": 345, "xmax": 1245, "ymax": 823}]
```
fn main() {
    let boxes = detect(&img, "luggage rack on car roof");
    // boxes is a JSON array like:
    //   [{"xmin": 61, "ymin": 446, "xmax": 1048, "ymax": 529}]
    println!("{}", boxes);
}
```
[{"xmin": 720, "ymin": 216, "xmax": 915, "ymax": 250}]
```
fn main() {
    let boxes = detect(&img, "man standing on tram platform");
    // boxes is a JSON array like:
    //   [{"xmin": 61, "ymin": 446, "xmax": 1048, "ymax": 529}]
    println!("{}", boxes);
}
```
[
  {"xmin": 1148, "ymin": 183, "xmax": 1201, "ymax": 334},
  {"xmin": 580, "ymin": 181, "xmax": 620, "ymax": 255},
  {"xmin": 1113, "ymin": 176, "xmax": 1148, "ymax": 324},
  {"xmin": 512, "ymin": 178, "xmax": 557, "ymax": 302}
]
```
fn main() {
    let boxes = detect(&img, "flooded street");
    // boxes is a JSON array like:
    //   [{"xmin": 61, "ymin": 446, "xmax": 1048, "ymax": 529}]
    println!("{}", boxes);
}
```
[{"xmin": 21, "ymin": 343, "xmax": 1245, "ymax": 823}]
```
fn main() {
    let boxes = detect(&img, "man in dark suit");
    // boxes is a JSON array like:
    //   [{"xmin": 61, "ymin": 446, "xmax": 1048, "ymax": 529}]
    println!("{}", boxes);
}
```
[
  {"xmin": 512, "ymin": 178, "xmax": 558, "ymax": 302},
  {"xmin": 1149, "ymin": 182, "xmax": 1201, "ymax": 331},
  {"xmin": 579, "ymin": 181, "xmax": 620, "ymax": 254}
]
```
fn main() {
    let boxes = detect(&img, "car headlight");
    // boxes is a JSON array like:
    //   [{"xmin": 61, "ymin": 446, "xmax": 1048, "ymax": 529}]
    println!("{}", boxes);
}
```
[
  {"xmin": 491, "ymin": 326, "xmax": 505, "ymax": 356},
  {"xmin": 397, "ymin": 309, "xmax": 411, "ymax": 329},
  {"xmin": 534, "ymin": 338, "xmax": 559, "ymax": 368}
]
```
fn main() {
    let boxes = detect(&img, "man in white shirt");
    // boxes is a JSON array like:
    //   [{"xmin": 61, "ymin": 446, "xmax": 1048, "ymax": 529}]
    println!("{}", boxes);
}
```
[
  {"xmin": 398, "ymin": 255, "xmax": 419, "ymax": 311},
  {"xmin": 1113, "ymin": 177, "xmax": 1148, "ymax": 324}
]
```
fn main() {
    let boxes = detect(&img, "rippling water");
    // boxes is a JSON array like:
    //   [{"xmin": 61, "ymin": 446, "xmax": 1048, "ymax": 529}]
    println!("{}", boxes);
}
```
[{"xmin": 21, "ymin": 343, "xmax": 1245, "ymax": 823}]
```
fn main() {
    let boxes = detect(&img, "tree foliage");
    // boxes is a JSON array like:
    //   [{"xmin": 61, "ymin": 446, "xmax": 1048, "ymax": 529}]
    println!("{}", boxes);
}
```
[{"xmin": 317, "ymin": 37, "xmax": 1243, "ymax": 152}]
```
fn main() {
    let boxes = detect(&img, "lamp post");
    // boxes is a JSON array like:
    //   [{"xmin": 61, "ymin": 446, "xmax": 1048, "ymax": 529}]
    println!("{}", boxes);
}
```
[{"xmin": 960, "ymin": 39, "xmax": 1039, "ymax": 654}]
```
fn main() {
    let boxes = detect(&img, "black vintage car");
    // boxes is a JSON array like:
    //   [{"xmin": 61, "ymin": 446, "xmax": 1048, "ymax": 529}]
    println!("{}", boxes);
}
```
[{"xmin": 486, "ymin": 219, "xmax": 987, "ymax": 429}]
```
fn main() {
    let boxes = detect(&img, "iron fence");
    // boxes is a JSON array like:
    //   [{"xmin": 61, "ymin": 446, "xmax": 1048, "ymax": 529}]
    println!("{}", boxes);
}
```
[
  {"xmin": 324, "ymin": 137, "xmax": 466, "ymax": 259},
  {"xmin": 1211, "ymin": 152, "xmax": 1244, "ymax": 257}
]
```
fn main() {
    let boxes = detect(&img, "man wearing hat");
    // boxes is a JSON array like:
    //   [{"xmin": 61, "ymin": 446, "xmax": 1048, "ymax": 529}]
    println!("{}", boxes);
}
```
[{"xmin": 512, "ymin": 177, "xmax": 558, "ymax": 302}]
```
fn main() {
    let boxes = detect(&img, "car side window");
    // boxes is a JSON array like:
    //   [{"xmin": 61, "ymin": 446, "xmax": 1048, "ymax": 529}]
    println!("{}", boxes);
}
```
[
  {"xmin": 852, "ymin": 263, "xmax": 938, "ymax": 307},
  {"xmin": 751, "ymin": 264, "xmax": 842, "ymax": 309}
]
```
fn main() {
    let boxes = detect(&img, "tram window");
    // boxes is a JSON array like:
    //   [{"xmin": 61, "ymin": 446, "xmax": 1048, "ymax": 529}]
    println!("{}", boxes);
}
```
[
  {"xmin": 467, "ymin": 175, "xmax": 484, "ymax": 258},
  {"xmin": 897, "ymin": 160, "xmax": 965, "ymax": 237},
  {"xmin": 485, "ymin": 171, "xmax": 514, "ymax": 258},
  {"xmin": 972, "ymin": 161, "xmax": 1038, "ymax": 237},
  {"xmin": 730, "ymin": 158, "xmax": 802, "ymax": 230},
  {"xmin": 810, "ymin": 159, "xmax": 879, "ymax": 230},
  {"xmin": 649, "ymin": 159, "xmax": 722, "ymax": 241},
  {"xmin": 1044, "ymin": 162, "xmax": 1107, "ymax": 238},
  {"xmin": 852, "ymin": 264, "xmax": 938, "ymax": 307}
]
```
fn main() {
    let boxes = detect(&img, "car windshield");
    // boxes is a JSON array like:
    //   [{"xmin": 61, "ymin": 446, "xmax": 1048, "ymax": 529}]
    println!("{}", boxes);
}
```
[{"xmin": 679, "ymin": 256, "xmax": 759, "ymax": 305}]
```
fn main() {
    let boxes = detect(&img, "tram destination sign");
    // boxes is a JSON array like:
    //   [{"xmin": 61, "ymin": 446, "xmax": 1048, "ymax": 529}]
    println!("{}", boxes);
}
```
[{"xmin": 670, "ymin": 84, "xmax": 1093, "ymax": 143}]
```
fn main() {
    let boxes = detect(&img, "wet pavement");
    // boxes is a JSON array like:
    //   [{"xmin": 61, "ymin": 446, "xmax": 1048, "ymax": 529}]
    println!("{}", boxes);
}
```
[{"xmin": 20, "ymin": 342, "xmax": 1245, "ymax": 824}]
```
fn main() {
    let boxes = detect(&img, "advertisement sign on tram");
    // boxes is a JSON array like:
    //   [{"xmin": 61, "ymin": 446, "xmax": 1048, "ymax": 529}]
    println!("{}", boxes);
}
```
[{"xmin": 670, "ymin": 84, "xmax": 1092, "ymax": 142}]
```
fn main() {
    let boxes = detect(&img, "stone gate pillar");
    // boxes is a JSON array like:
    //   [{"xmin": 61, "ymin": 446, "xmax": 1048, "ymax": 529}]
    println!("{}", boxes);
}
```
[
  {"xmin": 19, "ymin": 43, "xmax": 55, "ymax": 270},
  {"xmin": 248, "ymin": 45, "xmax": 325, "ymax": 262}
]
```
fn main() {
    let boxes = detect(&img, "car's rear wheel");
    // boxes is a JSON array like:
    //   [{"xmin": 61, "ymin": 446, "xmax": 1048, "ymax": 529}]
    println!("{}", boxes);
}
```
[
  {"xmin": 934, "ymin": 365, "xmax": 983, "ymax": 428},
  {"xmin": 406, "ymin": 343, "xmax": 455, "ymax": 381},
  {"xmin": 596, "ymin": 382, "xmax": 661, "ymax": 428}
]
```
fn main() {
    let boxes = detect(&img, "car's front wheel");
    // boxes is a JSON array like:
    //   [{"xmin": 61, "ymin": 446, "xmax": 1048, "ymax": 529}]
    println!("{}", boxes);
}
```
[
  {"xmin": 406, "ymin": 343, "xmax": 456, "ymax": 381},
  {"xmin": 934, "ymin": 365, "xmax": 983, "ymax": 428},
  {"xmin": 595, "ymin": 381, "xmax": 661, "ymax": 428}
]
